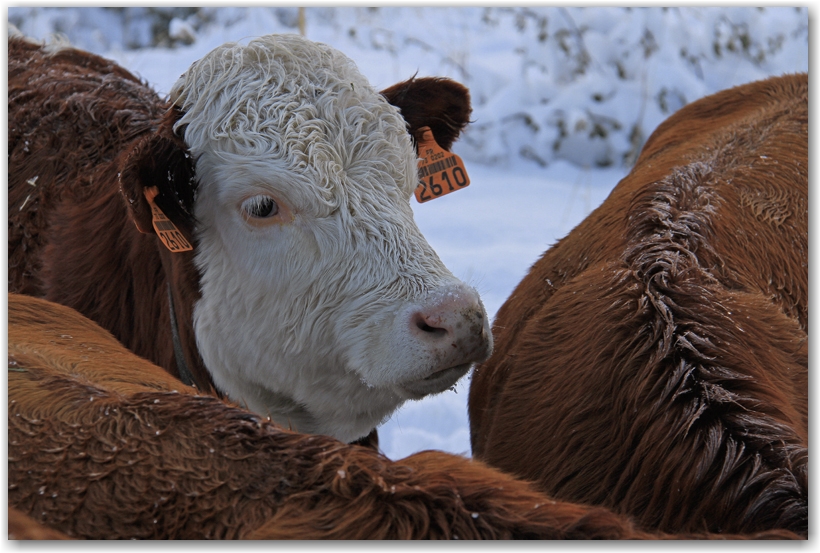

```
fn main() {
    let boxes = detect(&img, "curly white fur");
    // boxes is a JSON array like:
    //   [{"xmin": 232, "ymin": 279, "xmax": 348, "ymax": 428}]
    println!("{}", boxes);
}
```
[{"xmin": 170, "ymin": 34, "xmax": 491, "ymax": 442}]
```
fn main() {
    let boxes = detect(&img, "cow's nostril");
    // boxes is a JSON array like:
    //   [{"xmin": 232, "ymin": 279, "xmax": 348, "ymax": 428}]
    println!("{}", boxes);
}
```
[{"xmin": 413, "ymin": 313, "xmax": 447, "ymax": 337}]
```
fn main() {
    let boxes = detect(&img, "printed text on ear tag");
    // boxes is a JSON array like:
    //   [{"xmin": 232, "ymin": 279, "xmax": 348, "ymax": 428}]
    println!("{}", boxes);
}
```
[
  {"xmin": 414, "ymin": 126, "xmax": 470, "ymax": 203},
  {"xmin": 144, "ymin": 187, "xmax": 193, "ymax": 252}
]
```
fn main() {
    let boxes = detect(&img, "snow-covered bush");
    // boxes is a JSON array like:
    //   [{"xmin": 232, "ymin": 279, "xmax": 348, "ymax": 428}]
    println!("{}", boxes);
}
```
[{"xmin": 451, "ymin": 7, "xmax": 808, "ymax": 168}]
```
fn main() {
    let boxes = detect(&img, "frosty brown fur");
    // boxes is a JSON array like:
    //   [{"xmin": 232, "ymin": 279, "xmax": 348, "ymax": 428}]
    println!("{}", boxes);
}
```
[
  {"xmin": 9, "ymin": 294, "xmax": 802, "ymax": 539},
  {"xmin": 469, "ymin": 74, "xmax": 807, "ymax": 536}
]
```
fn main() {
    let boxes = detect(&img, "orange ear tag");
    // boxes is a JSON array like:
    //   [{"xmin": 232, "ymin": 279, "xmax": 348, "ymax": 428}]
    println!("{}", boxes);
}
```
[
  {"xmin": 414, "ymin": 126, "xmax": 471, "ymax": 203},
  {"xmin": 144, "ymin": 187, "xmax": 193, "ymax": 252}
]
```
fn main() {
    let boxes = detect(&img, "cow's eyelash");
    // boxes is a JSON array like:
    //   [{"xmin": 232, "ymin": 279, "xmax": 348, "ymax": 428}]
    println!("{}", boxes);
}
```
[{"xmin": 241, "ymin": 195, "xmax": 279, "ymax": 218}]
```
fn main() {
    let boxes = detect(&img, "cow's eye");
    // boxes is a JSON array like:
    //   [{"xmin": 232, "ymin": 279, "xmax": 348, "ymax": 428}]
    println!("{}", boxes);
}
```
[{"xmin": 241, "ymin": 195, "xmax": 279, "ymax": 219}]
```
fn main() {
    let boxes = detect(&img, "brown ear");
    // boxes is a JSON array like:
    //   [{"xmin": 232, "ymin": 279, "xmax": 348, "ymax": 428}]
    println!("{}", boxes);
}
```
[
  {"xmin": 119, "ymin": 107, "xmax": 198, "ymax": 242},
  {"xmin": 381, "ymin": 77, "xmax": 472, "ymax": 152}
]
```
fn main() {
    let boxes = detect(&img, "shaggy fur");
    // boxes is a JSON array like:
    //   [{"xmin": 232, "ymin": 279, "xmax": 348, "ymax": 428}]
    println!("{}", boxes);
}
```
[
  {"xmin": 468, "ymin": 74, "xmax": 808, "ymax": 536},
  {"xmin": 7, "ymin": 294, "xmax": 800, "ymax": 539},
  {"xmin": 8, "ymin": 34, "xmax": 492, "ymax": 444}
]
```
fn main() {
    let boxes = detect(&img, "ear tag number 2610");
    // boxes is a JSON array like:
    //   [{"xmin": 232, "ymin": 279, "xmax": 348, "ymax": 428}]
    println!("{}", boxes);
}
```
[{"xmin": 414, "ymin": 127, "xmax": 470, "ymax": 203}]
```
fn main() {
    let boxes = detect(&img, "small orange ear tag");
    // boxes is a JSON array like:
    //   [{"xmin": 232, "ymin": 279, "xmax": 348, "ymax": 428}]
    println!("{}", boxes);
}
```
[
  {"xmin": 414, "ymin": 126, "xmax": 470, "ymax": 203},
  {"xmin": 144, "ymin": 187, "xmax": 193, "ymax": 252}
]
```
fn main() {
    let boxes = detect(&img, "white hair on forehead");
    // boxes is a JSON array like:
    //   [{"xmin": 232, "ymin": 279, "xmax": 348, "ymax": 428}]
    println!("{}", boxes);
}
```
[{"xmin": 169, "ymin": 33, "xmax": 418, "ymax": 206}]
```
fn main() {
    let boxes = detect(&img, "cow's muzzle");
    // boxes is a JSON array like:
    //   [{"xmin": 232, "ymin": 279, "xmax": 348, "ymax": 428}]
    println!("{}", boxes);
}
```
[{"xmin": 397, "ymin": 285, "xmax": 493, "ymax": 399}]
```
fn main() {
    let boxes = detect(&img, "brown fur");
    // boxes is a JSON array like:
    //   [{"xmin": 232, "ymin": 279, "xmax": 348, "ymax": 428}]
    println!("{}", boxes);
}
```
[
  {"xmin": 8, "ymin": 507, "xmax": 73, "ymax": 540},
  {"xmin": 7, "ymin": 37, "xmax": 473, "ymax": 422},
  {"xmin": 7, "ymin": 294, "xmax": 800, "ymax": 539},
  {"xmin": 468, "ymin": 74, "xmax": 808, "ymax": 536}
]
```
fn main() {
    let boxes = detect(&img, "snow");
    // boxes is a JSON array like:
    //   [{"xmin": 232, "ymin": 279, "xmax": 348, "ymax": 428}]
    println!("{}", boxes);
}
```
[{"xmin": 7, "ymin": 7, "xmax": 808, "ymax": 461}]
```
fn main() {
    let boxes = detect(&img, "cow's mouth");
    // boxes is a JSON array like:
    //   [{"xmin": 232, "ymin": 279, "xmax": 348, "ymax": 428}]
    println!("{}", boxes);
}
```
[{"xmin": 398, "ymin": 362, "xmax": 472, "ymax": 400}]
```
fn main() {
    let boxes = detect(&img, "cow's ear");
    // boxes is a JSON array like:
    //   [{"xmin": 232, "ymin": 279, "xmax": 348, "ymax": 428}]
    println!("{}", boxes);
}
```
[
  {"xmin": 119, "ymin": 107, "xmax": 197, "ymax": 242},
  {"xmin": 381, "ymin": 77, "xmax": 472, "ymax": 152}
]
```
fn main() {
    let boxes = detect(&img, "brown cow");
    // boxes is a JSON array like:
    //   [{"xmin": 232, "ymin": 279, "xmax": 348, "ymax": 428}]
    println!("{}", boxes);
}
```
[
  {"xmin": 8, "ymin": 33, "xmax": 492, "ymax": 446},
  {"xmin": 8, "ymin": 293, "xmax": 801, "ymax": 539},
  {"xmin": 468, "ymin": 73, "xmax": 808, "ymax": 537}
]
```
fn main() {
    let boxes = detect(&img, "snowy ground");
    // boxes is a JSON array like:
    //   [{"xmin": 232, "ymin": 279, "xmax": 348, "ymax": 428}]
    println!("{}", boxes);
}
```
[{"xmin": 7, "ymin": 7, "xmax": 809, "ymax": 461}]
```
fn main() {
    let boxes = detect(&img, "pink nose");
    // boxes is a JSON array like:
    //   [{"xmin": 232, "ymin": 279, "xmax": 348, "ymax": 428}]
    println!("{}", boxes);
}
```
[
  {"xmin": 411, "ymin": 302, "xmax": 487, "ymax": 348},
  {"xmin": 400, "ymin": 284, "xmax": 493, "ymax": 394}
]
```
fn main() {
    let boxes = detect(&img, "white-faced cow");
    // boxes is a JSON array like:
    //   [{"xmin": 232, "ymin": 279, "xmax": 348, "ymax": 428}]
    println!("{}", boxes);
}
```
[
  {"xmin": 469, "ymin": 74, "xmax": 807, "ymax": 537},
  {"xmin": 8, "ymin": 32, "xmax": 492, "ymax": 445}
]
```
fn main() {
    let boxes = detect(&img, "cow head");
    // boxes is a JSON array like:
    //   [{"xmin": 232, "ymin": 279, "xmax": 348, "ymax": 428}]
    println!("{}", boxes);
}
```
[{"xmin": 119, "ymin": 34, "xmax": 492, "ymax": 443}]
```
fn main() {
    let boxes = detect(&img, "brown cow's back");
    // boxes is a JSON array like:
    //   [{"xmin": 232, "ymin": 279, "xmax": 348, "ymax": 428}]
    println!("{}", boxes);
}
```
[
  {"xmin": 469, "ymin": 74, "xmax": 807, "ymax": 536},
  {"xmin": 7, "ymin": 293, "xmax": 803, "ymax": 539},
  {"xmin": 4, "ymin": 294, "xmax": 640, "ymax": 539}
]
